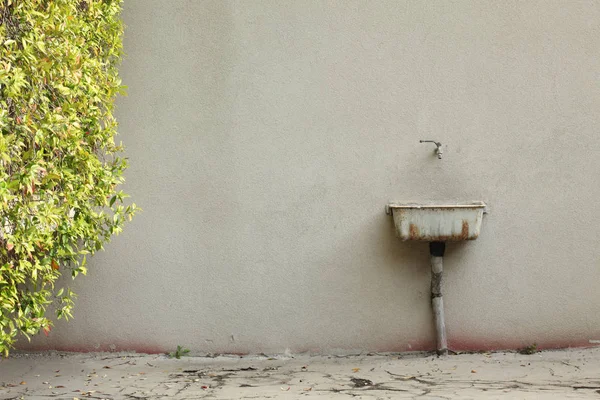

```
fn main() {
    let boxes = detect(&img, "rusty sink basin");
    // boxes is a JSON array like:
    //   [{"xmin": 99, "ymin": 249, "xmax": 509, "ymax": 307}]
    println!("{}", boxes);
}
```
[{"xmin": 386, "ymin": 202, "xmax": 486, "ymax": 241}]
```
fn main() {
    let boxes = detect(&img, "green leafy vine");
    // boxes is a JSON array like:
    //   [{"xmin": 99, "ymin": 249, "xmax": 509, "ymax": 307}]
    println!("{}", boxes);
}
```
[{"xmin": 0, "ymin": 0, "xmax": 136, "ymax": 355}]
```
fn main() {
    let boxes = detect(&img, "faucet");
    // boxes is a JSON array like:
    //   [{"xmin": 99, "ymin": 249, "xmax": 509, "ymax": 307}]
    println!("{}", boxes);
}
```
[{"xmin": 420, "ymin": 140, "xmax": 443, "ymax": 159}]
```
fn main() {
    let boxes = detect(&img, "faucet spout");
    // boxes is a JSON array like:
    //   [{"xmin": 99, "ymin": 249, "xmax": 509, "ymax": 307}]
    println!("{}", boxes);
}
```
[{"xmin": 420, "ymin": 140, "xmax": 443, "ymax": 159}]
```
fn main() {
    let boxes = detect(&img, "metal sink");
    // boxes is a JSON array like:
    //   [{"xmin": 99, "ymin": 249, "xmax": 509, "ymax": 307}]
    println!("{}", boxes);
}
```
[{"xmin": 386, "ymin": 202, "xmax": 486, "ymax": 241}]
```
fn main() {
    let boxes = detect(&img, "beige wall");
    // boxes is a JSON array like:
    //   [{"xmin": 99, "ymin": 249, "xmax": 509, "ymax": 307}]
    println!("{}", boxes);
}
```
[{"xmin": 25, "ymin": 0, "xmax": 600, "ymax": 354}]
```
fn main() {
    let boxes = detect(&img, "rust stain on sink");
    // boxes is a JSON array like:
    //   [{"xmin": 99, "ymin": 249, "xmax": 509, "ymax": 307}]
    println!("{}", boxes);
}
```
[
  {"xmin": 409, "ymin": 224, "xmax": 420, "ymax": 240},
  {"xmin": 460, "ymin": 220, "xmax": 469, "ymax": 240}
]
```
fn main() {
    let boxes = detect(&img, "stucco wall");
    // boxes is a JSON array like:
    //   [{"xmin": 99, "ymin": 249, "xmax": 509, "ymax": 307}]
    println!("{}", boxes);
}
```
[{"xmin": 24, "ymin": 0, "xmax": 600, "ymax": 354}]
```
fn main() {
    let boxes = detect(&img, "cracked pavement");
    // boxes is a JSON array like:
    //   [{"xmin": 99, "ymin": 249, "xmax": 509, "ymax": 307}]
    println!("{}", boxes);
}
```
[{"xmin": 2, "ymin": 348, "xmax": 600, "ymax": 399}]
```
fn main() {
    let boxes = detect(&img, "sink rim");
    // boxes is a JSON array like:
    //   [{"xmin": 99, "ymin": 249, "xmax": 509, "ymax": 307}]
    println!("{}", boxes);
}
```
[{"xmin": 386, "ymin": 201, "xmax": 487, "ymax": 215}]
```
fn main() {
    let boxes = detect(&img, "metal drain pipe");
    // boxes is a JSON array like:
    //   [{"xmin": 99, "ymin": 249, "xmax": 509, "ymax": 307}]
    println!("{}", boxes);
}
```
[{"xmin": 429, "ymin": 241, "xmax": 448, "ymax": 356}]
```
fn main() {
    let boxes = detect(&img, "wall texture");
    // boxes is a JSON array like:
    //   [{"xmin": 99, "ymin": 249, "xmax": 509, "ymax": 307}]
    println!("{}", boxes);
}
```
[{"xmin": 24, "ymin": 0, "xmax": 600, "ymax": 354}]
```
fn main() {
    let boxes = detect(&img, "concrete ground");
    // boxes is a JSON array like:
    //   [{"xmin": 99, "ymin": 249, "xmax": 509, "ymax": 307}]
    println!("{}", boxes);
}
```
[{"xmin": 2, "ymin": 348, "xmax": 600, "ymax": 399}]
